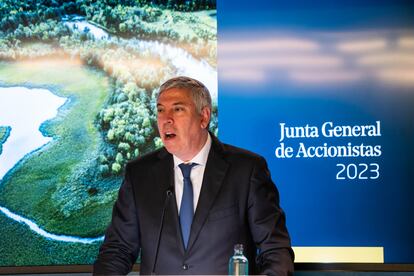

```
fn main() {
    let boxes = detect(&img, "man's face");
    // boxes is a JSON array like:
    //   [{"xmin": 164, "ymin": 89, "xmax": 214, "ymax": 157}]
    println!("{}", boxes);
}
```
[{"xmin": 157, "ymin": 88, "xmax": 211, "ymax": 161}]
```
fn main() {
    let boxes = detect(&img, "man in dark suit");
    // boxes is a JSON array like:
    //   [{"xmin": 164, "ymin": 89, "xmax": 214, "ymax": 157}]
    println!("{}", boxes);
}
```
[{"xmin": 93, "ymin": 76, "xmax": 294, "ymax": 275}]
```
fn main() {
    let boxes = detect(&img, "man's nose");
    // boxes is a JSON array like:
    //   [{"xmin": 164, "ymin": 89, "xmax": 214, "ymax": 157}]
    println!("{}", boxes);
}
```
[
  {"xmin": 165, "ymin": 117, "xmax": 173, "ymax": 124},
  {"xmin": 163, "ymin": 110, "xmax": 173, "ymax": 124}
]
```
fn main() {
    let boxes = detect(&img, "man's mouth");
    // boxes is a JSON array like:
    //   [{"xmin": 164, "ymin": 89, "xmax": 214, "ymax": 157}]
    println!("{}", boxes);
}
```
[{"xmin": 164, "ymin": 132, "xmax": 176, "ymax": 140}]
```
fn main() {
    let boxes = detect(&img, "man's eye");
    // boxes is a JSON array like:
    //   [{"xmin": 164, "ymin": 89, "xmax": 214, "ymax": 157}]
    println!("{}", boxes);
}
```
[
  {"xmin": 174, "ymin": 107, "xmax": 184, "ymax": 112},
  {"xmin": 157, "ymin": 108, "xmax": 164, "ymax": 113}
]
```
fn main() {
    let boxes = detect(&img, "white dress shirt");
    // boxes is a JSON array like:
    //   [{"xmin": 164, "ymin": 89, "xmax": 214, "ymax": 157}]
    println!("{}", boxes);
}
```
[{"xmin": 173, "ymin": 133, "xmax": 212, "ymax": 213}]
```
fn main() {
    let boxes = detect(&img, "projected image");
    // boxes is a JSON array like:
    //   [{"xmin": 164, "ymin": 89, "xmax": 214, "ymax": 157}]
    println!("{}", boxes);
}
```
[{"xmin": 0, "ymin": 0, "xmax": 217, "ymax": 266}]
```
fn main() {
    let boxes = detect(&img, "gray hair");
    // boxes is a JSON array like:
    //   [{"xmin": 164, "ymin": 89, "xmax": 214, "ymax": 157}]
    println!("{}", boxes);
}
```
[{"xmin": 158, "ymin": 76, "xmax": 212, "ymax": 114}]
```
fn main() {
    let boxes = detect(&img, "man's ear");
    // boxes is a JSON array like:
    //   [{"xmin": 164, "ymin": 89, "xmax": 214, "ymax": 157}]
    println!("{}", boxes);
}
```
[{"xmin": 200, "ymin": 107, "xmax": 211, "ymax": 129}]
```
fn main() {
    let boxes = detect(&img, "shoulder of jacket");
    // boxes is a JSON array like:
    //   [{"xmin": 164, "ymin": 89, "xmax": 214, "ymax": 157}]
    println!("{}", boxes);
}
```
[
  {"xmin": 125, "ymin": 147, "xmax": 167, "ymax": 170},
  {"xmin": 219, "ymin": 142, "xmax": 265, "ymax": 164}
]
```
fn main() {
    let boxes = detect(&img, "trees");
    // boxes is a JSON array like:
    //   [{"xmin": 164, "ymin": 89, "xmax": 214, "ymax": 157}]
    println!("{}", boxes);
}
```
[{"xmin": 97, "ymin": 79, "xmax": 157, "ymax": 175}]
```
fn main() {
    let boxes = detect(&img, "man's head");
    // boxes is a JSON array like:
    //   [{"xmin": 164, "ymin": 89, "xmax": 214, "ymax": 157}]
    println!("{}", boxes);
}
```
[{"xmin": 157, "ymin": 76, "xmax": 212, "ymax": 161}]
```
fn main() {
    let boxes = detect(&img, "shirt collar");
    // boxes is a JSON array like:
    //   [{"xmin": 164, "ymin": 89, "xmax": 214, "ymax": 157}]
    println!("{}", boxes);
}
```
[{"xmin": 173, "ymin": 133, "xmax": 212, "ymax": 168}]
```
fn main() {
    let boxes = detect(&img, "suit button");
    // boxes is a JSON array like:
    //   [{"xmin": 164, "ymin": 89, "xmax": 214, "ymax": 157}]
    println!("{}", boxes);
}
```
[{"xmin": 182, "ymin": 264, "xmax": 189, "ymax": 270}]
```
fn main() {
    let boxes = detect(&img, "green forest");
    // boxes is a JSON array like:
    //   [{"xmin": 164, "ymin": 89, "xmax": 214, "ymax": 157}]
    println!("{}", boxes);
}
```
[{"xmin": 0, "ymin": 0, "xmax": 216, "ymax": 266}]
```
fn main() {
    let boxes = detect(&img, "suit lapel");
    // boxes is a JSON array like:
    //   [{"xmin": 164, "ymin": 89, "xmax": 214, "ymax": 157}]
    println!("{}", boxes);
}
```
[
  {"xmin": 153, "ymin": 148, "xmax": 173, "ymax": 195},
  {"xmin": 187, "ymin": 137, "xmax": 229, "ymax": 252}
]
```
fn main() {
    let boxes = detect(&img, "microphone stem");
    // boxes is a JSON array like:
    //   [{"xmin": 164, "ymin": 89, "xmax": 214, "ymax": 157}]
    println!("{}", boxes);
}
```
[{"xmin": 151, "ymin": 188, "xmax": 173, "ymax": 274}]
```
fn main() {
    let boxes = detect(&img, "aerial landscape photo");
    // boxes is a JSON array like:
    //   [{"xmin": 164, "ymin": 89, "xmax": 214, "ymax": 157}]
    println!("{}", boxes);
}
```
[{"xmin": 0, "ymin": 0, "xmax": 217, "ymax": 266}]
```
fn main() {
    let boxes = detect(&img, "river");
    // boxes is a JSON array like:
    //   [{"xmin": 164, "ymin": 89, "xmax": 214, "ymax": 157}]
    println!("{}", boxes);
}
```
[
  {"xmin": 0, "ymin": 87, "xmax": 105, "ymax": 243},
  {"xmin": 64, "ymin": 16, "xmax": 218, "ymax": 101},
  {"xmin": 0, "ymin": 87, "xmax": 66, "ymax": 179}
]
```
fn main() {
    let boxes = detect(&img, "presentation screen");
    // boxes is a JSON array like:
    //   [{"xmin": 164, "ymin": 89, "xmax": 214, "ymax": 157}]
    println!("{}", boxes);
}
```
[
  {"xmin": 219, "ymin": 0, "xmax": 414, "ymax": 265},
  {"xmin": 1, "ymin": 0, "xmax": 414, "ymax": 271}
]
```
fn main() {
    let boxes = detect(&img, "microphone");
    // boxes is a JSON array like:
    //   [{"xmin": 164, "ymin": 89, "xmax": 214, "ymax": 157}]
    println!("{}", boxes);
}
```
[{"xmin": 151, "ymin": 186, "xmax": 174, "ymax": 275}]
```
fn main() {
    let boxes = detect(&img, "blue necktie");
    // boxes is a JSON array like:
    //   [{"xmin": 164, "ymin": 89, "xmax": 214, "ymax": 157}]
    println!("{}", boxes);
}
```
[{"xmin": 179, "ymin": 163, "xmax": 197, "ymax": 249}]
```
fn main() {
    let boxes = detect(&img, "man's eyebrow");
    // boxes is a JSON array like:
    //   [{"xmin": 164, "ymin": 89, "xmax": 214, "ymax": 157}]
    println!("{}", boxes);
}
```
[
  {"xmin": 172, "ymin": 102, "xmax": 187, "ymax": 106},
  {"xmin": 157, "ymin": 101, "xmax": 188, "ymax": 107}
]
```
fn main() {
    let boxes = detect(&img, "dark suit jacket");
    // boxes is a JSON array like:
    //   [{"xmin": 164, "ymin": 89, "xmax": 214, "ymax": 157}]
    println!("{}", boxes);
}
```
[{"xmin": 93, "ymin": 135, "xmax": 294, "ymax": 275}]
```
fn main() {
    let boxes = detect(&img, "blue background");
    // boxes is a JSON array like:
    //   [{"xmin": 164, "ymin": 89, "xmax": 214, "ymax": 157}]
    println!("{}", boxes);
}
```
[{"xmin": 217, "ymin": 0, "xmax": 414, "ymax": 263}]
